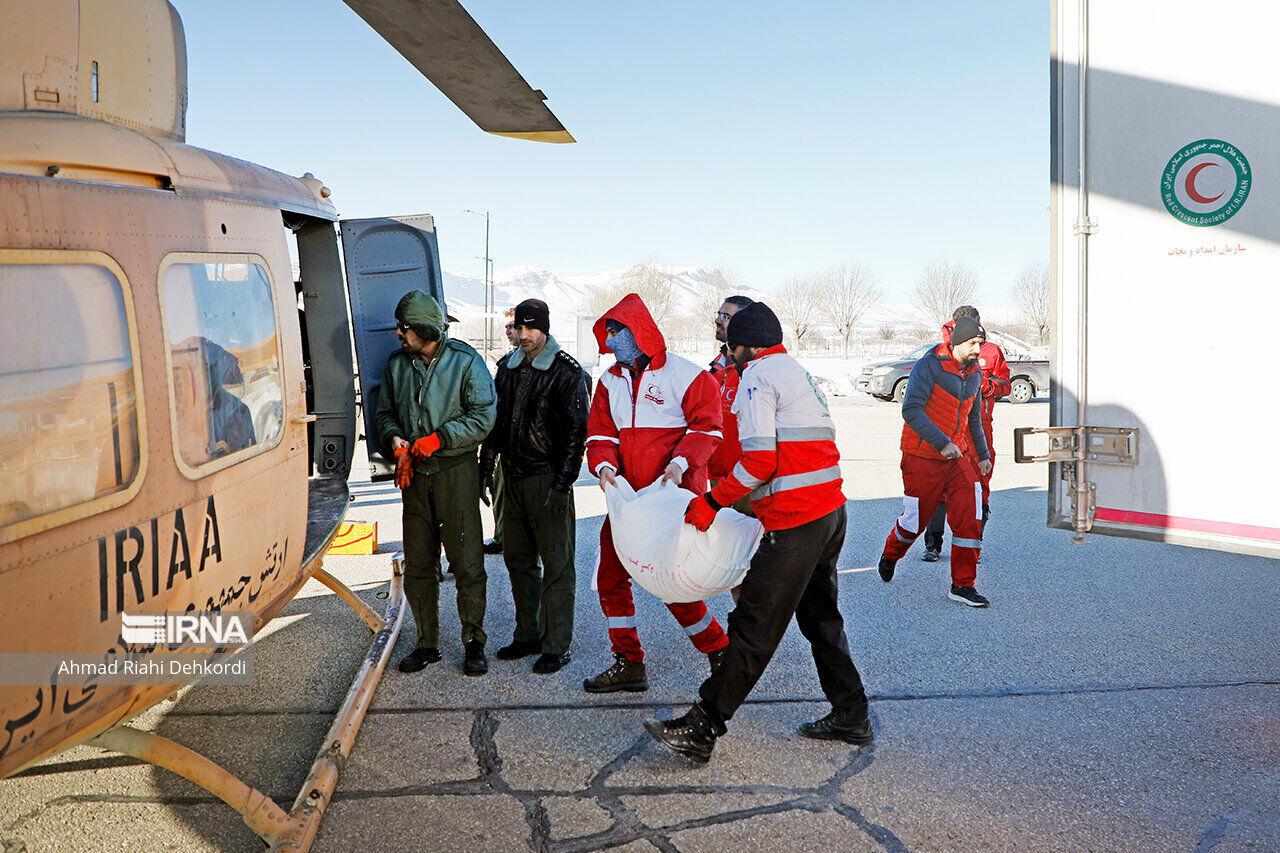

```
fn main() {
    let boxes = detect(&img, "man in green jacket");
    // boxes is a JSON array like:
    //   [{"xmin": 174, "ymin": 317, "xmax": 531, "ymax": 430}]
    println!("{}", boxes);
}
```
[{"xmin": 375, "ymin": 290, "xmax": 497, "ymax": 676}]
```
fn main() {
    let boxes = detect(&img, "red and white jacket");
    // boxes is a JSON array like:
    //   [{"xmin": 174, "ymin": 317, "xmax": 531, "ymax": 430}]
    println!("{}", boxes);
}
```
[
  {"xmin": 709, "ymin": 345, "xmax": 845, "ymax": 531},
  {"xmin": 586, "ymin": 294, "xmax": 723, "ymax": 492},
  {"xmin": 706, "ymin": 365, "xmax": 741, "ymax": 482}
]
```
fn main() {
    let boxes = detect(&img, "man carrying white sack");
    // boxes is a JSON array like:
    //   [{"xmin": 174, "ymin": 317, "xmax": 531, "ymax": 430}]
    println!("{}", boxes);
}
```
[
  {"xmin": 583, "ymin": 293, "xmax": 730, "ymax": 693},
  {"xmin": 644, "ymin": 302, "xmax": 872, "ymax": 764}
]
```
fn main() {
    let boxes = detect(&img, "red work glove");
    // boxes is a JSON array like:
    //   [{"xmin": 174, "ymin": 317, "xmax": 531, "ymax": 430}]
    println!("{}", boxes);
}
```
[
  {"xmin": 394, "ymin": 445, "xmax": 414, "ymax": 489},
  {"xmin": 684, "ymin": 494, "xmax": 721, "ymax": 532},
  {"xmin": 410, "ymin": 433, "xmax": 442, "ymax": 460}
]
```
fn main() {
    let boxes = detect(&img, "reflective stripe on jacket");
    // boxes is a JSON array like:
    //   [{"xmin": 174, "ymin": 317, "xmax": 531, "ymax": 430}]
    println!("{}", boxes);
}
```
[
  {"xmin": 709, "ymin": 345, "xmax": 845, "ymax": 531},
  {"xmin": 585, "ymin": 294, "xmax": 723, "ymax": 491},
  {"xmin": 707, "ymin": 365, "xmax": 741, "ymax": 481}
]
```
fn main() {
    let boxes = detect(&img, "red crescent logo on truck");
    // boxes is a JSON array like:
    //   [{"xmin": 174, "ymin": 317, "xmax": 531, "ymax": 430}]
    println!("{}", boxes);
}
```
[{"xmin": 1184, "ymin": 162, "xmax": 1224, "ymax": 204}]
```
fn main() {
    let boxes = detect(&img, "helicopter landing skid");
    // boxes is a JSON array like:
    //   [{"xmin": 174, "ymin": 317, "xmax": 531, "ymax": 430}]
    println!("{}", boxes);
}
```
[{"xmin": 86, "ymin": 554, "xmax": 408, "ymax": 851}]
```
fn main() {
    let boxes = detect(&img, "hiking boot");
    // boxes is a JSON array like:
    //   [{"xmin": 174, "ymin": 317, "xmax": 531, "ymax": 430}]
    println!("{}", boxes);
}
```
[
  {"xmin": 496, "ymin": 639, "xmax": 540, "ymax": 660},
  {"xmin": 708, "ymin": 647, "xmax": 726, "ymax": 675},
  {"xmin": 463, "ymin": 641, "xmax": 488, "ymax": 676},
  {"xmin": 643, "ymin": 702, "xmax": 726, "ymax": 764},
  {"xmin": 797, "ymin": 708, "xmax": 873, "ymax": 745},
  {"xmin": 878, "ymin": 554, "xmax": 897, "ymax": 583},
  {"xmin": 397, "ymin": 647, "xmax": 441, "ymax": 673},
  {"xmin": 583, "ymin": 653, "xmax": 648, "ymax": 693},
  {"xmin": 532, "ymin": 651, "xmax": 571, "ymax": 674},
  {"xmin": 948, "ymin": 585, "xmax": 990, "ymax": 608},
  {"xmin": 921, "ymin": 549, "xmax": 940, "ymax": 562},
  {"xmin": 483, "ymin": 538, "xmax": 503, "ymax": 555}
]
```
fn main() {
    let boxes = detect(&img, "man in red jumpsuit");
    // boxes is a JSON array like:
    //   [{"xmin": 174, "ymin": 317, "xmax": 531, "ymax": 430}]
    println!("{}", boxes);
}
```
[
  {"xmin": 922, "ymin": 305, "xmax": 1010, "ymax": 560},
  {"xmin": 877, "ymin": 316, "xmax": 994, "ymax": 607},
  {"xmin": 583, "ymin": 294, "xmax": 730, "ymax": 693}
]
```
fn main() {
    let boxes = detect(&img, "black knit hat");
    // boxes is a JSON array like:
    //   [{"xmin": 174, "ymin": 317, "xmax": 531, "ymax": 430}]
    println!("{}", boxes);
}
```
[
  {"xmin": 951, "ymin": 316, "xmax": 985, "ymax": 347},
  {"xmin": 726, "ymin": 302, "xmax": 784, "ymax": 348},
  {"xmin": 514, "ymin": 298, "xmax": 550, "ymax": 335}
]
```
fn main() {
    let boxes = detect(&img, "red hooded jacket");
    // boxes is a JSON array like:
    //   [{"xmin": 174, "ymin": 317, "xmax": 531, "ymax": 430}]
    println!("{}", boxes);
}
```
[{"xmin": 585, "ymin": 294, "xmax": 723, "ymax": 491}]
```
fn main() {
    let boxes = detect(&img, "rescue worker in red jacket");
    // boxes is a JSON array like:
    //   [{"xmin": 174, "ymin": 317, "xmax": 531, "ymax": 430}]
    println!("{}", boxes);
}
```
[
  {"xmin": 583, "ymin": 294, "xmax": 730, "ymax": 693},
  {"xmin": 644, "ymin": 303, "xmax": 871, "ymax": 764},
  {"xmin": 922, "ymin": 305, "xmax": 1010, "ymax": 560},
  {"xmin": 708, "ymin": 295, "xmax": 753, "ymax": 376},
  {"xmin": 878, "ymin": 315, "xmax": 993, "ymax": 607},
  {"xmin": 707, "ymin": 295, "xmax": 755, "ymax": 496}
]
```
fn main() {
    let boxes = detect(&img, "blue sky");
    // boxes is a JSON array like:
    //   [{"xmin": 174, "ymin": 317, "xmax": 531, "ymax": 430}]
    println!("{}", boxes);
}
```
[{"xmin": 176, "ymin": 1, "xmax": 1048, "ymax": 314}]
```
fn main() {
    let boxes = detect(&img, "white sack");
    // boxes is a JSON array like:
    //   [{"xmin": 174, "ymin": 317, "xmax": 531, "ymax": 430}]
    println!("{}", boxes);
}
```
[{"xmin": 604, "ymin": 477, "xmax": 765, "ymax": 603}]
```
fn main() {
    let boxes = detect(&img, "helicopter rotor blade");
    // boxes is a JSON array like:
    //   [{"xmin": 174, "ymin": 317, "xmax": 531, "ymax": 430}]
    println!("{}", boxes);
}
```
[{"xmin": 342, "ymin": 0, "xmax": 574, "ymax": 143}]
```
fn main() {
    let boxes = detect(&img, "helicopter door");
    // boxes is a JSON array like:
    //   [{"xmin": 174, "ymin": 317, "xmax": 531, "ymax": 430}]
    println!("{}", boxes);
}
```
[{"xmin": 339, "ymin": 215, "xmax": 447, "ymax": 480}]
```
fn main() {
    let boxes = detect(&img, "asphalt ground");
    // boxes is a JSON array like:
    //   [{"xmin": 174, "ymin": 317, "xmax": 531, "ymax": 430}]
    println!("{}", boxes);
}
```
[{"xmin": 3, "ymin": 395, "xmax": 1278, "ymax": 852}]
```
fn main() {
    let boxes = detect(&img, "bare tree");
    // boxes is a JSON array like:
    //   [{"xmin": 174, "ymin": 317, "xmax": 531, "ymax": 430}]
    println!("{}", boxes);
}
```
[
  {"xmin": 774, "ymin": 276, "xmax": 823, "ymax": 352},
  {"xmin": 620, "ymin": 261, "xmax": 679, "ymax": 328},
  {"xmin": 691, "ymin": 269, "xmax": 731, "ymax": 319},
  {"xmin": 581, "ymin": 260, "xmax": 690, "ymax": 348},
  {"xmin": 913, "ymin": 260, "xmax": 979, "ymax": 329},
  {"xmin": 877, "ymin": 323, "xmax": 896, "ymax": 341},
  {"xmin": 582, "ymin": 280, "xmax": 628, "ymax": 321},
  {"xmin": 1011, "ymin": 262, "xmax": 1051, "ymax": 345},
  {"xmin": 665, "ymin": 311, "xmax": 704, "ymax": 351},
  {"xmin": 817, "ymin": 263, "xmax": 882, "ymax": 359}
]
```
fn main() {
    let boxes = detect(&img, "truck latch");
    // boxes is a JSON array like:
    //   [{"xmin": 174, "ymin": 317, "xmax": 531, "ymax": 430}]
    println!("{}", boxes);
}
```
[{"xmin": 1013, "ymin": 426, "xmax": 1138, "ymax": 540}]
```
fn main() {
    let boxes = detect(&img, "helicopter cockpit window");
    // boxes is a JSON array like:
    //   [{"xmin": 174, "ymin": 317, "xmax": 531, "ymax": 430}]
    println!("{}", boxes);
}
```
[
  {"xmin": 0, "ymin": 262, "xmax": 141, "ymax": 531},
  {"xmin": 161, "ymin": 261, "xmax": 283, "ymax": 471}
]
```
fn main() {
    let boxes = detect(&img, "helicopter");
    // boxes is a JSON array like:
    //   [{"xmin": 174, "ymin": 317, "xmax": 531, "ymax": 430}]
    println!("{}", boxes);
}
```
[{"xmin": 0, "ymin": 0, "xmax": 571, "ymax": 848}]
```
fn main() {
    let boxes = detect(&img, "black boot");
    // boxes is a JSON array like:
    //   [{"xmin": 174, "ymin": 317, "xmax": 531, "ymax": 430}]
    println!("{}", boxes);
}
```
[
  {"xmin": 463, "ymin": 641, "xmax": 488, "ymax": 676},
  {"xmin": 583, "ymin": 653, "xmax": 648, "ymax": 693},
  {"xmin": 483, "ymin": 538, "xmax": 503, "ymax": 555},
  {"xmin": 797, "ymin": 707, "xmax": 873, "ymax": 745},
  {"xmin": 397, "ymin": 647, "xmax": 441, "ymax": 673},
  {"xmin": 878, "ymin": 553, "xmax": 897, "ymax": 583},
  {"xmin": 707, "ymin": 647, "xmax": 726, "ymax": 675},
  {"xmin": 532, "ymin": 651, "xmax": 571, "ymax": 674},
  {"xmin": 496, "ymin": 639, "xmax": 540, "ymax": 660},
  {"xmin": 644, "ymin": 702, "xmax": 726, "ymax": 764}
]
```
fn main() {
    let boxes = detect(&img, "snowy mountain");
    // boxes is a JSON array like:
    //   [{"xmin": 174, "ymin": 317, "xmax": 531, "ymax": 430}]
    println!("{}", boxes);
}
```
[
  {"xmin": 440, "ymin": 265, "xmax": 1045, "ymax": 362},
  {"xmin": 442, "ymin": 263, "xmax": 767, "ymax": 349}
]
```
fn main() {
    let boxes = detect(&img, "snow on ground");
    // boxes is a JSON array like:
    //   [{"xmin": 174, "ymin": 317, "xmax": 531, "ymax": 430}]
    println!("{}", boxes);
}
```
[{"xmin": 797, "ymin": 356, "xmax": 868, "ymax": 397}]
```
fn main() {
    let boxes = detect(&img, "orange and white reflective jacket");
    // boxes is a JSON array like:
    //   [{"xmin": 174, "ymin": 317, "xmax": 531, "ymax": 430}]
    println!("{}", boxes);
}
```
[{"xmin": 709, "ymin": 345, "xmax": 845, "ymax": 531}]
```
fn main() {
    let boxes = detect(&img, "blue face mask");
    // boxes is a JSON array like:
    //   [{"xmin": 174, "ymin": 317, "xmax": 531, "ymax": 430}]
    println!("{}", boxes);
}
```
[{"xmin": 605, "ymin": 327, "xmax": 644, "ymax": 366}]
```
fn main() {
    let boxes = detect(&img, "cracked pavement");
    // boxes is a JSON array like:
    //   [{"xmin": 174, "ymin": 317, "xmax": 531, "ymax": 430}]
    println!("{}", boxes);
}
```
[{"xmin": 2, "ymin": 399, "xmax": 1278, "ymax": 852}]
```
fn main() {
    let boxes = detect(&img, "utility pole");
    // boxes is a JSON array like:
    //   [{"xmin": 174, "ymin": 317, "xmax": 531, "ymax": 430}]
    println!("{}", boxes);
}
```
[{"xmin": 464, "ymin": 209, "xmax": 492, "ymax": 358}]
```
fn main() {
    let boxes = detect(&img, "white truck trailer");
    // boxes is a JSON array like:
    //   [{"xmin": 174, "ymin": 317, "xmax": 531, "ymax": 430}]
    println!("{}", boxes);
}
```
[{"xmin": 1021, "ymin": 0, "xmax": 1280, "ymax": 558}]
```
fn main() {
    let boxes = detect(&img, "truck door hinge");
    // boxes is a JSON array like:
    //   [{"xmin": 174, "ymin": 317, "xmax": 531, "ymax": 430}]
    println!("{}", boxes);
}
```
[
  {"xmin": 1013, "ymin": 426, "xmax": 1138, "ymax": 466},
  {"xmin": 1014, "ymin": 426, "xmax": 1138, "ymax": 540},
  {"xmin": 1073, "ymin": 216, "xmax": 1098, "ymax": 235}
]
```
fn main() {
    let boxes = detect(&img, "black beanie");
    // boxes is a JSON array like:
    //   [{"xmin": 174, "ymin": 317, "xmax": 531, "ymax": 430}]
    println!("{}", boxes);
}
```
[
  {"xmin": 514, "ymin": 298, "xmax": 550, "ymax": 335},
  {"xmin": 951, "ymin": 316, "xmax": 985, "ymax": 347},
  {"xmin": 726, "ymin": 302, "xmax": 784, "ymax": 348}
]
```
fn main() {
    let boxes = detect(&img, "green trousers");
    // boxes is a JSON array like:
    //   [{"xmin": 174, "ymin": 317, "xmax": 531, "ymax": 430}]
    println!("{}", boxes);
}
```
[
  {"xmin": 402, "ymin": 456, "xmax": 487, "ymax": 649},
  {"xmin": 499, "ymin": 469, "xmax": 576, "ymax": 654},
  {"xmin": 490, "ymin": 464, "xmax": 506, "ymax": 549}
]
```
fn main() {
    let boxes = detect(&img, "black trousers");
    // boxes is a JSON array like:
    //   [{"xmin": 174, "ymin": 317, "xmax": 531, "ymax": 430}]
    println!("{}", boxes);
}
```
[{"xmin": 698, "ymin": 505, "xmax": 868, "ymax": 724}]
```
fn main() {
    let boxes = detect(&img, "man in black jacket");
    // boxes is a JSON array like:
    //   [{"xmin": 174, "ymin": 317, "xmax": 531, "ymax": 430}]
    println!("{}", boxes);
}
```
[{"xmin": 480, "ymin": 299, "xmax": 590, "ymax": 674}]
